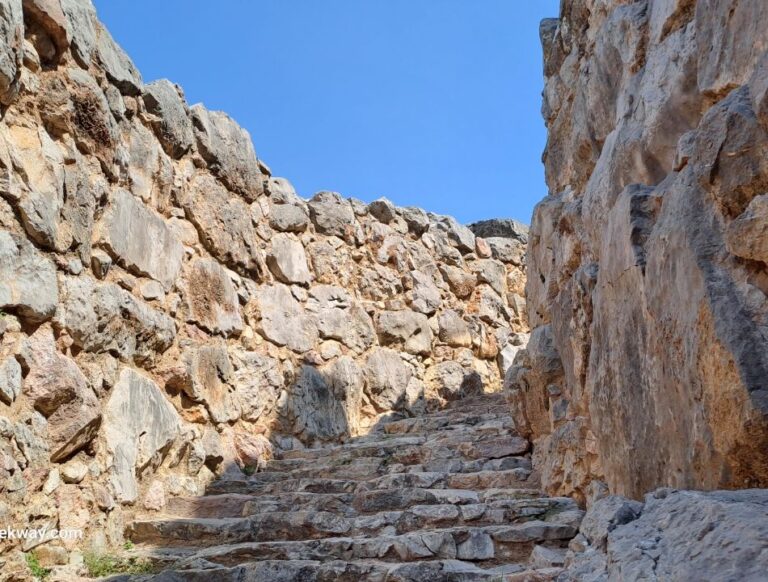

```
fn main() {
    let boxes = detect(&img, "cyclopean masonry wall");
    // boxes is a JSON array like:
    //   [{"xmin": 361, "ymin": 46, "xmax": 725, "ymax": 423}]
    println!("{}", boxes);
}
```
[
  {"xmin": 508, "ymin": 0, "xmax": 768, "ymax": 506},
  {"xmin": 0, "ymin": 0, "xmax": 529, "ymax": 571}
]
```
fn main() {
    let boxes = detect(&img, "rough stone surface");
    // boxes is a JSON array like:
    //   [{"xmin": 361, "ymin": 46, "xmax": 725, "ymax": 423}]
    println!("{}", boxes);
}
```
[
  {"xmin": 0, "ymin": 230, "xmax": 58, "ymax": 322},
  {"xmin": 184, "ymin": 258, "xmax": 243, "ymax": 337},
  {"xmin": 513, "ymin": 0, "xmax": 768, "ymax": 502},
  {"xmin": 103, "ymin": 368, "xmax": 180, "ymax": 503},
  {"xmin": 19, "ymin": 326, "xmax": 101, "ymax": 462},
  {"xmin": 191, "ymin": 105, "xmax": 263, "ymax": 201},
  {"xmin": 267, "ymin": 233, "xmax": 312, "ymax": 285},
  {"xmin": 561, "ymin": 489, "xmax": 768, "ymax": 581},
  {"xmin": 142, "ymin": 79, "xmax": 194, "ymax": 159},
  {"xmin": 98, "ymin": 189, "xmax": 184, "ymax": 289}
]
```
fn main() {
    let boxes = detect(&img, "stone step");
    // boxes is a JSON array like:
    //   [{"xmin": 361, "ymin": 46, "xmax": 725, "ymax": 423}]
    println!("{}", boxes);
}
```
[
  {"xmin": 276, "ymin": 433, "xmax": 529, "ymax": 467},
  {"xmin": 118, "ymin": 558, "xmax": 562, "ymax": 582},
  {"xmin": 206, "ymin": 468, "xmax": 536, "ymax": 497},
  {"xmin": 243, "ymin": 451, "xmax": 531, "ymax": 485},
  {"xmin": 141, "ymin": 521, "xmax": 577, "ymax": 569},
  {"xmin": 128, "ymin": 498, "xmax": 581, "ymax": 547},
  {"xmin": 192, "ymin": 484, "xmax": 543, "ymax": 521},
  {"xmin": 381, "ymin": 412, "xmax": 514, "ymax": 436}
]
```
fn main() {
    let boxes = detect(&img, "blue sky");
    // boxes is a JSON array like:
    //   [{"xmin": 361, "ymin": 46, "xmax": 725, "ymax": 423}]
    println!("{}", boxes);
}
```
[{"xmin": 94, "ymin": 1, "xmax": 559, "ymax": 225}]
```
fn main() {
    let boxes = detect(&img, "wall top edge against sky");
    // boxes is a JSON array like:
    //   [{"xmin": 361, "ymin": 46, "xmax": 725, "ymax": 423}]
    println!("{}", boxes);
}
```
[{"xmin": 94, "ymin": 0, "xmax": 560, "ymax": 225}]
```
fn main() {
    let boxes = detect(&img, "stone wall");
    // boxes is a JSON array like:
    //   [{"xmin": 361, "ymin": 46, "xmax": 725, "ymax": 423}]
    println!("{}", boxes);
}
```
[
  {"xmin": 0, "ymin": 0, "xmax": 528, "ymax": 565},
  {"xmin": 509, "ymin": 0, "xmax": 768, "ymax": 504}
]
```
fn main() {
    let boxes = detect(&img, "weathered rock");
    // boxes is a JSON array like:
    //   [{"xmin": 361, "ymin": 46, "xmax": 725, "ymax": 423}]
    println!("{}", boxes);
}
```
[
  {"xmin": 579, "ymin": 495, "xmax": 644, "ymax": 551},
  {"xmin": 307, "ymin": 191, "xmax": 357, "ymax": 242},
  {"xmin": 170, "ymin": 340, "xmax": 240, "ymax": 425},
  {"xmin": 55, "ymin": 276, "xmax": 176, "ymax": 363},
  {"xmin": 725, "ymin": 193, "xmax": 768, "ymax": 262},
  {"xmin": 401, "ymin": 206, "xmax": 430, "ymax": 235},
  {"xmin": 267, "ymin": 233, "xmax": 312, "ymax": 285},
  {"xmin": 22, "ymin": 0, "xmax": 70, "ymax": 62},
  {"xmin": 485, "ymin": 237, "xmax": 525, "ymax": 265},
  {"xmin": 19, "ymin": 326, "xmax": 100, "ymax": 462},
  {"xmin": 191, "ymin": 105, "xmax": 263, "ymax": 201},
  {"xmin": 0, "ymin": 0, "xmax": 22, "ymax": 105},
  {"xmin": 269, "ymin": 202, "xmax": 309, "ymax": 233},
  {"xmin": 0, "ymin": 230, "xmax": 58, "ymax": 322},
  {"xmin": 142, "ymin": 79, "xmax": 194, "ymax": 159},
  {"xmin": 306, "ymin": 285, "xmax": 375, "ymax": 354},
  {"xmin": 438, "ymin": 310, "xmax": 472, "ymax": 348},
  {"xmin": 59, "ymin": 0, "xmax": 97, "ymax": 68},
  {"xmin": 234, "ymin": 432, "xmax": 273, "ymax": 470},
  {"xmin": 95, "ymin": 21, "xmax": 142, "ymax": 94},
  {"xmin": 563, "ymin": 490, "xmax": 768, "ymax": 581},
  {"xmin": 363, "ymin": 347, "xmax": 412, "ymax": 412},
  {"xmin": 376, "ymin": 310, "xmax": 433, "ymax": 356},
  {"xmin": 98, "ymin": 189, "xmax": 183, "ymax": 289},
  {"xmin": 425, "ymin": 361, "xmax": 483, "ymax": 401},
  {"xmin": 469, "ymin": 218, "xmax": 529, "ymax": 243},
  {"xmin": 368, "ymin": 197, "xmax": 397, "ymax": 224},
  {"xmin": 184, "ymin": 258, "xmax": 244, "ymax": 337},
  {"xmin": 0, "ymin": 356, "xmax": 21, "ymax": 405},
  {"xmin": 230, "ymin": 348, "xmax": 281, "ymax": 423},
  {"xmin": 103, "ymin": 368, "xmax": 180, "ymax": 503},
  {"xmin": 180, "ymin": 173, "xmax": 263, "ymax": 277},
  {"xmin": 440, "ymin": 265, "xmax": 477, "ymax": 299},
  {"xmin": 408, "ymin": 270, "xmax": 442, "ymax": 315},
  {"xmin": 430, "ymin": 214, "xmax": 476, "ymax": 254},
  {"xmin": 522, "ymin": 0, "xmax": 768, "ymax": 500},
  {"xmin": 254, "ymin": 284, "xmax": 318, "ymax": 353}
]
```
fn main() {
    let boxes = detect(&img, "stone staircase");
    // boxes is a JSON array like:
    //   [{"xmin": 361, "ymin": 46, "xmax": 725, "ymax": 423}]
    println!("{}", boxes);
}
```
[{"xmin": 121, "ymin": 393, "xmax": 583, "ymax": 581}]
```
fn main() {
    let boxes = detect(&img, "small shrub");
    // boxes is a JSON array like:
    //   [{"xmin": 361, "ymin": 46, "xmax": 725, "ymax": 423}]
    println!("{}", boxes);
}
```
[
  {"xmin": 25, "ymin": 553, "xmax": 51, "ymax": 581},
  {"xmin": 83, "ymin": 552, "xmax": 155, "ymax": 578}
]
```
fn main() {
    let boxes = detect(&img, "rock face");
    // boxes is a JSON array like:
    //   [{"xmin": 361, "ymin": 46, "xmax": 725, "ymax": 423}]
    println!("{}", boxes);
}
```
[
  {"xmin": 561, "ymin": 489, "xmax": 768, "ymax": 581},
  {"xmin": 0, "ymin": 1, "xmax": 528, "ymax": 574},
  {"xmin": 510, "ymin": 0, "xmax": 768, "ymax": 504}
]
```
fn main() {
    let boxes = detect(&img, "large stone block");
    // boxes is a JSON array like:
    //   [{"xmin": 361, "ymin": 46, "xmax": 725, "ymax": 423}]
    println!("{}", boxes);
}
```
[
  {"xmin": 183, "ymin": 258, "xmax": 243, "ymax": 337},
  {"xmin": 104, "ymin": 368, "xmax": 180, "ymax": 503},
  {"xmin": 55, "ymin": 276, "xmax": 176, "ymax": 364},
  {"xmin": 98, "ymin": 189, "xmax": 183, "ymax": 289},
  {"xmin": 19, "ymin": 326, "xmax": 101, "ymax": 462},
  {"xmin": 191, "ymin": 105, "xmax": 263, "ymax": 201},
  {"xmin": 0, "ymin": 230, "xmax": 58, "ymax": 323}
]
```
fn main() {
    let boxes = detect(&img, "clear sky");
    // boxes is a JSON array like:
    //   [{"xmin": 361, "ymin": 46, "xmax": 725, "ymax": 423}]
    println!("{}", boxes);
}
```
[{"xmin": 94, "ymin": 1, "xmax": 560, "ymax": 225}]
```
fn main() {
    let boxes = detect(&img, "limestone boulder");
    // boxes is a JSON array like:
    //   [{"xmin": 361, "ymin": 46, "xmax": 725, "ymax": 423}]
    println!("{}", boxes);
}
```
[
  {"xmin": 142, "ymin": 80, "xmax": 194, "ymax": 159},
  {"xmin": 408, "ymin": 270, "xmax": 442, "ymax": 315},
  {"xmin": 468, "ymin": 218, "xmax": 529, "ymax": 244},
  {"xmin": 191, "ymin": 105, "xmax": 263, "ymax": 201},
  {"xmin": 179, "ymin": 173, "xmax": 263, "ymax": 278},
  {"xmin": 269, "ymin": 202, "xmax": 309, "ymax": 233},
  {"xmin": 563, "ymin": 490, "xmax": 768, "ymax": 581},
  {"xmin": 401, "ymin": 206, "xmax": 430, "ymax": 236},
  {"xmin": 230, "ymin": 348, "xmax": 281, "ymax": 423},
  {"xmin": 0, "ymin": 356, "xmax": 21, "ymax": 405},
  {"xmin": 97, "ymin": 189, "xmax": 183, "ymax": 289},
  {"xmin": 307, "ymin": 191, "xmax": 357, "ymax": 242},
  {"xmin": 254, "ymin": 284, "xmax": 318, "ymax": 353},
  {"xmin": 94, "ymin": 21, "xmax": 142, "ymax": 94},
  {"xmin": 440, "ymin": 265, "xmax": 477, "ymax": 299},
  {"xmin": 55, "ymin": 276, "xmax": 176, "ymax": 364},
  {"xmin": 725, "ymin": 193, "xmax": 768, "ymax": 262},
  {"xmin": 0, "ymin": 0, "xmax": 22, "ymax": 105},
  {"xmin": 103, "ymin": 368, "xmax": 180, "ymax": 503},
  {"xmin": 267, "ymin": 233, "xmax": 312, "ymax": 285},
  {"xmin": 425, "ymin": 361, "xmax": 483, "ymax": 402},
  {"xmin": 430, "ymin": 214, "xmax": 475, "ymax": 254},
  {"xmin": 183, "ymin": 258, "xmax": 243, "ymax": 337},
  {"xmin": 59, "ymin": 0, "xmax": 97, "ymax": 68},
  {"xmin": 438, "ymin": 310, "xmax": 472, "ymax": 348},
  {"xmin": 0, "ymin": 230, "xmax": 58, "ymax": 323},
  {"xmin": 170, "ymin": 340, "xmax": 240, "ymax": 425},
  {"xmin": 376, "ymin": 310, "xmax": 433, "ymax": 356},
  {"xmin": 19, "ymin": 327, "xmax": 100, "ymax": 462},
  {"xmin": 363, "ymin": 348, "xmax": 412, "ymax": 412},
  {"xmin": 368, "ymin": 198, "xmax": 397, "ymax": 224},
  {"xmin": 306, "ymin": 285, "xmax": 375, "ymax": 354}
]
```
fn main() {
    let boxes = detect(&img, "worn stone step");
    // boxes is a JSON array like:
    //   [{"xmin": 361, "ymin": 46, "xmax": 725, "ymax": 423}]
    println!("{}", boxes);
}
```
[
  {"xmin": 145, "ymin": 521, "xmax": 577, "ymax": 569},
  {"xmin": 118, "ymin": 558, "xmax": 561, "ymax": 582},
  {"xmin": 275, "ymin": 434, "xmax": 529, "ymax": 470},
  {"xmin": 381, "ymin": 412, "xmax": 514, "ymax": 436},
  {"xmin": 128, "ymin": 498, "xmax": 581, "ymax": 547},
  {"xmin": 207, "ymin": 468, "xmax": 536, "ymax": 497}
]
